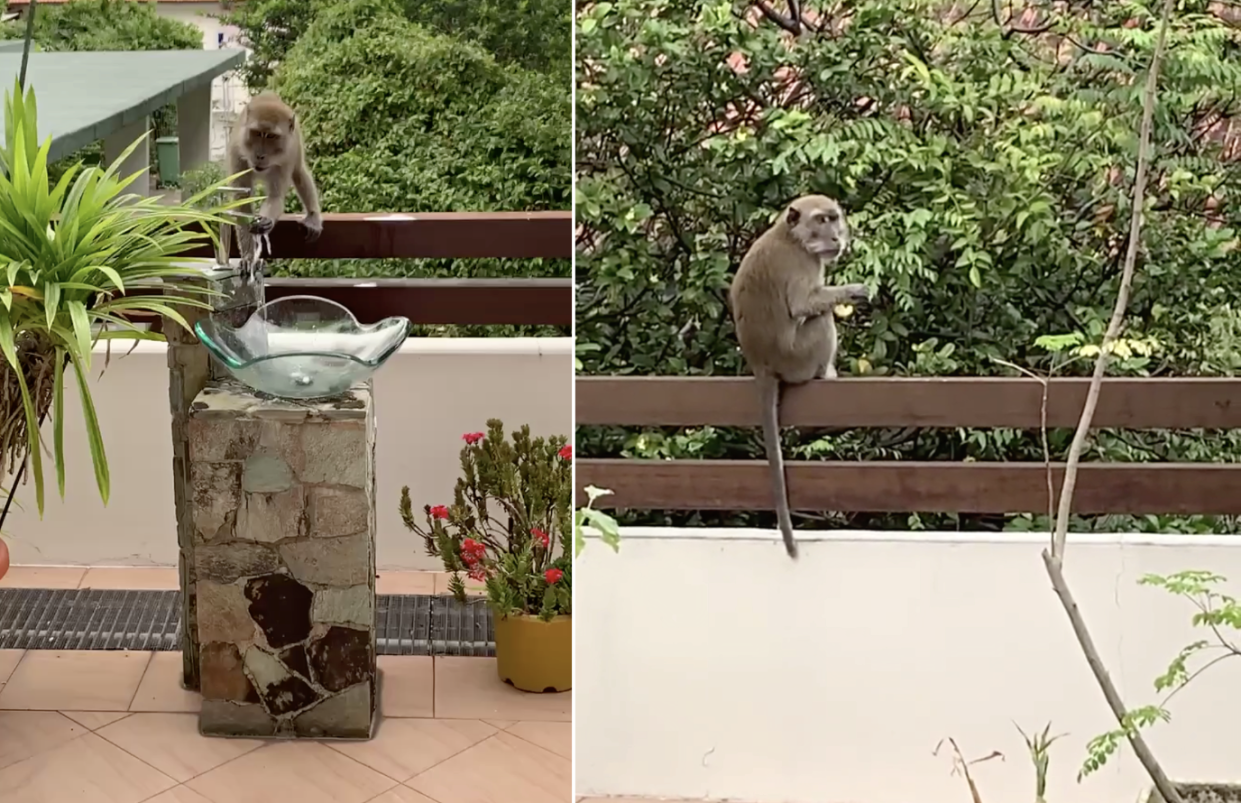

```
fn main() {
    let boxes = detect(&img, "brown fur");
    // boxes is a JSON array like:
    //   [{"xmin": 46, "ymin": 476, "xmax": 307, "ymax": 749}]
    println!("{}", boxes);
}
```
[
  {"xmin": 729, "ymin": 195, "xmax": 869, "ymax": 559},
  {"xmin": 227, "ymin": 91, "xmax": 322, "ymax": 251}
]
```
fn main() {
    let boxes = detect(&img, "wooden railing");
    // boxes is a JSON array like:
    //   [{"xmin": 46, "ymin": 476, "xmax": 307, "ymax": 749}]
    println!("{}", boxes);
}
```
[
  {"xmin": 173, "ymin": 211, "xmax": 574, "ymax": 326},
  {"xmin": 575, "ymin": 376, "xmax": 1241, "ymax": 515}
]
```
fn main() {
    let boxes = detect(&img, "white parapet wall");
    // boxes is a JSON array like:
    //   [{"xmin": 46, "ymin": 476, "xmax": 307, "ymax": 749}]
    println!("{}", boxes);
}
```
[
  {"xmin": 575, "ymin": 527, "xmax": 1241, "ymax": 803},
  {"xmin": 3, "ymin": 337, "xmax": 572, "ymax": 571}
]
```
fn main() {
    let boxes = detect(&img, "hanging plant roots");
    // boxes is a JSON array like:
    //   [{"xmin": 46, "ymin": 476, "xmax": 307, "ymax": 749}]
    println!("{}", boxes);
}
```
[{"xmin": 0, "ymin": 334, "xmax": 57, "ymax": 479}]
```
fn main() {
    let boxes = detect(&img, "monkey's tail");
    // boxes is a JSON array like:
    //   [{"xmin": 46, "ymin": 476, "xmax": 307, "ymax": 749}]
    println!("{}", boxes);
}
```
[{"xmin": 758, "ymin": 375, "xmax": 798, "ymax": 560}]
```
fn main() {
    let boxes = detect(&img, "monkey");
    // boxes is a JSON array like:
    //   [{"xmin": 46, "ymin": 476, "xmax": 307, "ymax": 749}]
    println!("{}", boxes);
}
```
[
  {"xmin": 728, "ymin": 195, "xmax": 870, "ymax": 559},
  {"xmin": 226, "ymin": 90, "xmax": 323, "ymax": 255}
]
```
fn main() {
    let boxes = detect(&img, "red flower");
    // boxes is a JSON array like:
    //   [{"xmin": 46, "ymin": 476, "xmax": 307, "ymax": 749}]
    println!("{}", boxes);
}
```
[
  {"xmin": 430, "ymin": 505, "xmax": 450, "ymax": 520},
  {"xmin": 544, "ymin": 568, "xmax": 564, "ymax": 584},
  {"xmin": 467, "ymin": 565, "xmax": 487, "ymax": 582},
  {"xmin": 531, "ymin": 527, "xmax": 550, "ymax": 549},
  {"xmin": 558, "ymin": 444, "xmax": 572, "ymax": 461},
  {"xmin": 463, "ymin": 432, "xmax": 486, "ymax": 445},
  {"xmin": 462, "ymin": 538, "xmax": 486, "ymax": 558}
]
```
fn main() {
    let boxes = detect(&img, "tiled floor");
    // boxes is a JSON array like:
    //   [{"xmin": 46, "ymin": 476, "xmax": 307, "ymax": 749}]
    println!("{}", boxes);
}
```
[
  {"xmin": 0, "ymin": 567, "xmax": 570, "ymax": 803},
  {"xmin": 0, "ymin": 566, "xmax": 482, "ymax": 596}
]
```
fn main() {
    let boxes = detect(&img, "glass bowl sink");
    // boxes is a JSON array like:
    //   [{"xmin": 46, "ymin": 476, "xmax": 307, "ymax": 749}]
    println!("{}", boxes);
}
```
[{"xmin": 195, "ymin": 295, "xmax": 410, "ymax": 400}]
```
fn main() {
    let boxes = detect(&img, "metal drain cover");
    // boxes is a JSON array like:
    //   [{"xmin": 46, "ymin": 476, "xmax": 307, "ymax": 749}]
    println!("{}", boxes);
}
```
[{"xmin": 0, "ymin": 589, "xmax": 493, "ymax": 655}]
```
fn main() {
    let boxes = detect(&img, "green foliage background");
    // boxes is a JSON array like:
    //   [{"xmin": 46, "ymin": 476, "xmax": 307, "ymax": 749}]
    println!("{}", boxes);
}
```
[
  {"xmin": 576, "ymin": 0, "xmax": 1241, "ymax": 533},
  {"xmin": 226, "ymin": 0, "xmax": 572, "ymax": 337}
]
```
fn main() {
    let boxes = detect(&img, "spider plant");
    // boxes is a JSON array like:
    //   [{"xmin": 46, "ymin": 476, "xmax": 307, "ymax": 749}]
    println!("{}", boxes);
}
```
[{"xmin": 0, "ymin": 77, "xmax": 251, "ymax": 516}]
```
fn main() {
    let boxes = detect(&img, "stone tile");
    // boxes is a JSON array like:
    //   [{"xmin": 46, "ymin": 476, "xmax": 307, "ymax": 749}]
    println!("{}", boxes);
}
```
[
  {"xmin": 328, "ymin": 716, "xmax": 497, "ymax": 782},
  {"xmin": 0, "ymin": 566, "xmax": 85, "ymax": 588},
  {"xmin": 79, "ymin": 567, "xmax": 180, "ymax": 590},
  {"xmin": 375, "ymin": 571, "xmax": 434, "ymax": 595},
  {"xmin": 483, "ymin": 719, "xmax": 516, "ymax": 729},
  {"xmin": 198, "ymin": 580, "xmax": 258, "ymax": 644},
  {"xmin": 145, "ymin": 788, "xmax": 216, "ymax": 803},
  {"xmin": 0, "ymin": 711, "xmax": 85, "ymax": 770},
  {"xmin": 187, "ymin": 742, "xmax": 395, "ymax": 803},
  {"xmin": 0, "ymin": 731, "xmax": 176, "ymax": 802},
  {"xmin": 0, "ymin": 650, "xmax": 151, "ymax": 711},
  {"xmin": 434, "ymin": 658, "xmax": 570, "ymax": 721},
  {"xmin": 98, "ymin": 712, "xmax": 264, "ymax": 783},
  {"xmin": 377, "ymin": 656, "xmax": 433, "ymax": 718},
  {"xmin": 432, "ymin": 572, "xmax": 485, "ymax": 596},
  {"xmin": 507, "ymin": 721, "xmax": 571, "ymax": 759},
  {"xmin": 61, "ymin": 711, "xmax": 131, "ymax": 730},
  {"xmin": 370, "ymin": 788, "xmax": 438, "ymax": 803},
  {"xmin": 280, "ymin": 534, "xmax": 370, "ymax": 586},
  {"xmin": 407, "ymin": 732, "xmax": 570, "ymax": 803},
  {"xmin": 307, "ymin": 626, "xmax": 370, "ymax": 691},
  {"xmin": 130, "ymin": 652, "xmax": 201, "ymax": 712},
  {"xmin": 0, "ymin": 649, "xmax": 22, "ymax": 686}
]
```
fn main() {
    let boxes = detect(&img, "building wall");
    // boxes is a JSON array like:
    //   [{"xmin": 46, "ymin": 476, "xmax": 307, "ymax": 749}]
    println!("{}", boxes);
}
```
[
  {"xmin": 157, "ymin": 1, "xmax": 251, "ymax": 163},
  {"xmin": 575, "ymin": 527, "xmax": 1241, "ymax": 803}
]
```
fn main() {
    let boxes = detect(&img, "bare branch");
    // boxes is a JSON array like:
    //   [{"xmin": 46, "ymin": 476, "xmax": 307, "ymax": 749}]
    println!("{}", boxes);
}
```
[
  {"xmin": 1043, "ymin": 0, "xmax": 1184, "ymax": 801},
  {"xmin": 754, "ymin": 0, "xmax": 802, "ymax": 34}
]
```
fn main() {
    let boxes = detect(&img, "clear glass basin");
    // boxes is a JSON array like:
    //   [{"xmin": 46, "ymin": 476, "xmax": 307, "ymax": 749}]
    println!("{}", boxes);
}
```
[{"xmin": 195, "ymin": 295, "xmax": 410, "ymax": 399}]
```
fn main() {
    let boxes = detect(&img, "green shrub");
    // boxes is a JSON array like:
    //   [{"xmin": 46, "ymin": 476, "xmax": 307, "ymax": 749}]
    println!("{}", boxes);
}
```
[
  {"xmin": 266, "ymin": 0, "xmax": 570, "ymax": 336},
  {"xmin": 223, "ymin": 0, "xmax": 569, "ymax": 91}
]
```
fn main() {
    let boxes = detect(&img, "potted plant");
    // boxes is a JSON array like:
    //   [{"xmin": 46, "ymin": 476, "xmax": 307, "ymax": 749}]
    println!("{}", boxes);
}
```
[
  {"xmin": 0, "ymin": 78, "xmax": 245, "ymax": 526},
  {"xmin": 400, "ymin": 418, "xmax": 572, "ymax": 693}
]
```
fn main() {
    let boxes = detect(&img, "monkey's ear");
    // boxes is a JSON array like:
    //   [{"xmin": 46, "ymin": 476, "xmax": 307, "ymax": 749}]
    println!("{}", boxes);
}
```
[
  {"xmin": 288, "ymin": 115, "xmax": 296, "ymax": 133},
  {"xmin": 785, "ymin": 206, "xmax": 801, "ymax": 227}
]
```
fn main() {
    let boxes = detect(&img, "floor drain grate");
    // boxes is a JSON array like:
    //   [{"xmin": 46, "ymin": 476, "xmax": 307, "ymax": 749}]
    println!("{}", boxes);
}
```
[
  {"xmin": 0, "ymin": 588, "xmax": 494, "ymax": 655},
  {"xmin": 430, "ymin": 596, "xmax": 496, "ymax": 657}
]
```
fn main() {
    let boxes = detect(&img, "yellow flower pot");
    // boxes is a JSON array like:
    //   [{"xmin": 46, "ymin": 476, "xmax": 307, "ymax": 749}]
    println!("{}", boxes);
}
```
[{"xmin": 493, "ymin": 613, "xmax": 571, "ymax": 693}]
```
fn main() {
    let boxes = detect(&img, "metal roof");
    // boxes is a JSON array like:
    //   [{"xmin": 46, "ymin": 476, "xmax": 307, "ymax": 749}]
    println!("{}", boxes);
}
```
[{"xmin": 0, "ymin": 49, "xmax": 245, "ymax": 162}]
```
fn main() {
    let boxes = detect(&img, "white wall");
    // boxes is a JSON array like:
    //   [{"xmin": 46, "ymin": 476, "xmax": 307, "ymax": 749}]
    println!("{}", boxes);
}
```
[
  {"xmin": 575, "ymin": 527, "xmax": 1241, "ymax": 803},
  {"xmin": 3, "ymin": 338, "xmax": 572, "ymax": 571},
  {"xmin": 157, "ymin": 2, "xmax": 251, "ymax": 163}
]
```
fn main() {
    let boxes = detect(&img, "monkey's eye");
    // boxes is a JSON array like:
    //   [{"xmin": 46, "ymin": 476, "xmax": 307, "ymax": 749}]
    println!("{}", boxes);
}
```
[
  {"xmin": 812, "ymin": 213, "xmax": 827, "ymax": 224},
  {"xmin": 827, "ymin": 210, "xmax": 840, "ymax": 222}
]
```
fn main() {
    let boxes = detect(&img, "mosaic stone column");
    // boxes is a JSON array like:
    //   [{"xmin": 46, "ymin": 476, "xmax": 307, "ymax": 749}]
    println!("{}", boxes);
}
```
[{"xmin": 187, "ymin": 379, "xmax": 377, "ymax": 739}]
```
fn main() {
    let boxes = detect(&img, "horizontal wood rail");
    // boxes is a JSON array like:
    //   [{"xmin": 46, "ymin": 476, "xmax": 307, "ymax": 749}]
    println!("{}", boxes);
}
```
[
  {"xmin": 264, "ymin": 278, "xmax": 571, "ymax": 326},
  {"xmin": 183, "ymin": 212, "xmax": 572, "ymax": 260},
  {"xmin": 575, "ymin": 376, "xmax": 1241, "ymax": 515},
  {"xmin": 577, "ymin": 376, "xmax": 1241, "ymax": 429},
  {"xmin": 575, "ymin": 460, "xmax": 1241, "ymax": 514}
]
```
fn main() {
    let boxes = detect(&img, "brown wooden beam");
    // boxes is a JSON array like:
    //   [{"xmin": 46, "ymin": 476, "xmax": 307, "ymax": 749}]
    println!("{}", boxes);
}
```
[
  {"xmin": 123, "ymin": 278, "xmax": 572, "ymax": 327},
  {"xmin": 576, "ymin": 376, "xmax": 1241, "ymax": 429},
  {"xmin": 576, "ymin": 459, "xmax": 1241, "ymax": 515},
  {"xmin": 263, "ymin": 278, "xmax": 572, "ymax": 326},
  {"xmin": 182, "ymin": 211, "xmax": 572, "ymax": 260}
]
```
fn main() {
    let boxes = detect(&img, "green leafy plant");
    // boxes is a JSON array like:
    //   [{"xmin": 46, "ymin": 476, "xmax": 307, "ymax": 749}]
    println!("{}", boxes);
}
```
[
  {"xmin": 1082, "ymin": 570, "xmax": 1240, "ymax": 779},
  {"xmin": 575, "ymin": 484, "xmax": 620, "ymax": 558},
  {"xmin": 0, "ymin": 79, "xmax": 248, "ymax": 514},
  {"xmin": 399, "ymin": 419, "xmax": 571, "ymax": 620},
  {"xmin": 1015, "ymin": 721, "xmax": 1065, "ymax": 803}
]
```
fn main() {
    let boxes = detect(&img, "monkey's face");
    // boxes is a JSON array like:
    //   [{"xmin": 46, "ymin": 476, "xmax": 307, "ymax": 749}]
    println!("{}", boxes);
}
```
[
  {"xmin": 785, "ymin": 196, "xmax": 849, "ymax": 261},
  {"xmin": 242, "ymin": 123, "xmax": 290, "ymax": 172}
]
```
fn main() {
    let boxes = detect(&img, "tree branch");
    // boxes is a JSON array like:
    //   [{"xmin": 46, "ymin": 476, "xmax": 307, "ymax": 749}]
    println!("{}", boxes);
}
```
[
  {"xmin": 1043, "ymin": 0, "xmax": 1184, "ymax": 800},
  {"xmin": 753, "ymin": 0, "xmax": 802, "ymax": 34}
]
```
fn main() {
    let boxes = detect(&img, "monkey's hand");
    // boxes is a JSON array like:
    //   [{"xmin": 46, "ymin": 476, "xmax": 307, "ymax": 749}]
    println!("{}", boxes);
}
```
[
  {"xmin": 840, "ymin": 283, "xmax": 871, "ymax": 303},
  {"xmin": 249, "ymin": 216, "xmax": 276, "ymax": 236},
  {"xmin": 301, "ymin": 212, "xmax": 323, "ymax": 242}
]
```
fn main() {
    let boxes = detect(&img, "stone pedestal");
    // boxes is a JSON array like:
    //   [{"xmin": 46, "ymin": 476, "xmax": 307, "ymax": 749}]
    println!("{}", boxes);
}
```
[{"xmin": 188, "ymin": 379, "xmax": 377, "ymax": 740}]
